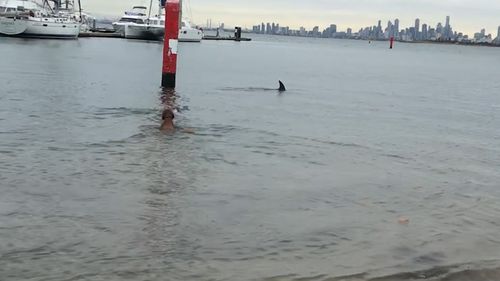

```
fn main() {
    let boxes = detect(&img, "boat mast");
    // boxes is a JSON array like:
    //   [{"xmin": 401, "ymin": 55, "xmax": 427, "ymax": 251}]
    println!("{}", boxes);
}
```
[
  {"xmin": 77, "ymin": 0, "xmax": 82, "ymax": 21},
  {"xmin": 41, "ymin": 0, "xmax": 54, "ymax": 13},
  {"xmin": 52, "ymin": 0, "xmax": 58, "ymax": 12},
  {"xmin": 147, "ymin": 0, "xmax": 153, "ymax": 25},
  {"xmin": 158, "ymin": 0, "xmax": 162, "ymax": 17}
]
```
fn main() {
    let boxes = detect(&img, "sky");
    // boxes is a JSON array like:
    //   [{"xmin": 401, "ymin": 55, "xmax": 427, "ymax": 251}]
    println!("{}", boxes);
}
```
[{"xmin": 83, "ymin": 0, "xmax": 500, "ymax": 36}]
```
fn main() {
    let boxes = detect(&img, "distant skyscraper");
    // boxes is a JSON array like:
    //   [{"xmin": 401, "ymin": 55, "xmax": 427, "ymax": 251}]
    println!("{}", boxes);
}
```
[
  {"xmin": 266, "ymin": 23, "xmax": 271, "ymax": 34},
  {"xmin": 394, "ymin": 19, "xmax": 400, "ymax": 38},
  {"xmin": 386, "ymin": 20, "xmax": 392, "ymax": 37},
  {"xmin": 313, "ymin": 26, "xmax": 320, "ymax": 37},
  {"xmin": 497, "ymin": 26, "xmax": 500, "ymax": 41},
  {"xmin": 330, "ymin": 24, "xmax": 337, "ymax": 34},
  {"xmin": 261, "ymin": 23, "xmax": 265, "ymax": 34},
  {"xmin": 436, "ymin": 23, "xmax": 443, "ymax": 37},
  {"xmin": 373, "ymin": 20, "xmax": 381, "ymax": 39},
  {"xmin": 444, "ymin": 16, "xmax": 451, "ymax": 39},
  {"xmin": 422, "ymin": 24, "xmax": 428, "ymax": 40},
  {"xmin": 299, "ymin": 26, "xmax": 306, "ymax": 36},
  {"xmin": 414, "ymin": 18, "xmax": 420, "ymax": 40}
]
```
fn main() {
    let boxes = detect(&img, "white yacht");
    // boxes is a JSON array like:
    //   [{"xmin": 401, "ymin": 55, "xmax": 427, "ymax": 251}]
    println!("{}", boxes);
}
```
[
  {"xmin": 0, "ymin": 0, "xmax": 80, "ymax": 39},
  {"xmin": 179, "ymin": 19, "xmax": 203, "ymax": 42},
  {"xmin": 112, "ymin": 6, "xmax": 148, "ymax": 36},
  {"xmin": 125, "ymin": 17, "xmax": 202, "ymax": 42},
  {"xmin": 115, "ymin": 1, "xmax": 203, "ymax": 42},
  {"xmin": 124, "ymin": 14, "xmax": 164, "ymax": 40}
]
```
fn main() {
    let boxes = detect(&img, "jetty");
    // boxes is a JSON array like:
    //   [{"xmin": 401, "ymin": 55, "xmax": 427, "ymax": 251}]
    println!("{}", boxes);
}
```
[
  {"xmin": 79, "ymin": 32, "xmax": 252, "ymax": 42},
  {"xmin": 79, "ymin": 32, "xmax": 122, "ymax": 38},
  {"xmin": 203, "ymin": 35, "xmax": 251, "ymax": 41}
]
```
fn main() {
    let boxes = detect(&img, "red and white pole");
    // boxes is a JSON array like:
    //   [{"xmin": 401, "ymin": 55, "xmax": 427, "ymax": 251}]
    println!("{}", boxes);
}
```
[
  {"xmin": 161, "ymin": 0, "xmax": 180, "ymax": 88},
  {"xmin": 390, "ymin": 36, "xmax": 395, "ymax": 49}
]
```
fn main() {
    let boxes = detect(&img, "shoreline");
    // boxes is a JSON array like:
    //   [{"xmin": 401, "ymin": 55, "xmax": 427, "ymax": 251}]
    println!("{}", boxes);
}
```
[{"xmin": 244, "ymin": 32, "xmax": 500, "ymax": 48}]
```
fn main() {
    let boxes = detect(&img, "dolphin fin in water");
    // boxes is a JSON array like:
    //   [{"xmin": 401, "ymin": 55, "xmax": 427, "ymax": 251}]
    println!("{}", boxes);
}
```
[{"xmin": 278, "ymin": 80, "xmax": 286, "ymax": 92}]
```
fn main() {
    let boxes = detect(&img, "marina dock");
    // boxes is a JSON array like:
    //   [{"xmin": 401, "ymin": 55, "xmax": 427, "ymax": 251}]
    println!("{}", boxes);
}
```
[
  {"xmin": 78, "ymin": 32, "xmax": 252, "ymax": 42},
  {"xmin": 203, "ymin": 35, "xmax": 252, "ymax": 41},
  {"xmin": 79, "ymin": 32, "xmax": 123, "ymax": 38}
]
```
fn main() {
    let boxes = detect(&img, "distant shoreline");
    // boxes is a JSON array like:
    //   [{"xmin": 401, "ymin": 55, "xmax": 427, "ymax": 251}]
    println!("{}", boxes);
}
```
[
  {"xmin": 397, "ymin": 39, "xmax": 500, "ymax": 48},
  {"xmin": 242, "ymin": 31, "xmax": 500, "ymax": 48}
]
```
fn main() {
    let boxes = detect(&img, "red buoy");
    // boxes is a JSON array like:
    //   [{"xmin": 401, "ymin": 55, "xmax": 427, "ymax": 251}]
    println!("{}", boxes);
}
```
[
  {"xmin": 390, "ymin": 36, "xmax": 395, "ymax": 49},
  {"xmin": 162, "ymin": 0, "xmax": 180, "ymax": 88}
]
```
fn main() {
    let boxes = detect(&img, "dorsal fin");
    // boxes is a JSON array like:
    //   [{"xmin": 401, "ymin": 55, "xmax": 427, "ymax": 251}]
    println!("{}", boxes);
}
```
[{"xmin": 278, "ymin": 80, "xmax": 286, "ymax": 92}]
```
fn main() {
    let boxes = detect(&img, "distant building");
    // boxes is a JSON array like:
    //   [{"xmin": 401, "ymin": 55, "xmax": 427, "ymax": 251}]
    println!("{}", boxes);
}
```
[
  {"xmin": 444, "ymin": 16, "xmax": 451, "ymax": 39},
  {"xmin": 322, "ymin": 24, "xmax": 337, "ymax": 38},
  {"xmin": 422, "ymin": 24, "xmax": 428, "ymax": 40},
  {"xmin": 475, "ymin": 29, "xmax": 484, "ymax": 41},
  {"xmin": 331, "ymin": 24, "xmax": 337, "ymax": 34},
  {"xmin": 436, "ymin": 23, "xmax": 443, "ymax": 39},
  {"xmin": 299, "ymin": 26, "xmax": 306, "ymax": 36},
  {"xmin": 261, "ymin": 23, "xmax": 265, "ymax": 34},
  {"xmin": 312, "ymin": 26, "xmax": 320, "ymax": 37},
  {"xmin": 497, "ymin": 26, "xmax": 500, "ymax": 44},
  {"xmin": 266, "ymin": 23, "xmax": 271, "ymax": 34},
  {"xmin": 414, "ymin": 18, "xmax": 420, "ymax": 40},
  {"xmin": 428, "ymin": 28, "xmax": 436, "ymax": 40},
  {"xmin": 385, "ymin": 20, "xmax": 393, "ymax": 38},
  {"xmin": 377, "ymin": 20, "xmax": 382, "ymax": 39},
  {"xmin": 394, "ymin": 19, "xmax": 400, "ymax": 39},
  {"xmin": 408, "ymin": 27, "xmax": 416, "ymax": 41}
]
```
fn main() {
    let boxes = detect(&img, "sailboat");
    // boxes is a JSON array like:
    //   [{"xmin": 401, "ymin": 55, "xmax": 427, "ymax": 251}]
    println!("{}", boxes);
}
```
[
  {"xmin": 115, "ymin": 0, "xmax": 203, "ymax": 42},
  {"xmin": 0, "ymin": 0, "xmax": 81, "ymax": 39}
]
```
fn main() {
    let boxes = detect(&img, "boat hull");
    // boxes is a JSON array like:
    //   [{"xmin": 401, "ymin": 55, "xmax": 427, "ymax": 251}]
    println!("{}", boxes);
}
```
[
  {"xmin": 124, "ymin": 24, "xmax": 164, "ymax": 41},
  {"xmin": 0, "ymin": 17, "xmax": 80, "ymax": 39},
  {"xmin": 112, "ymin": 23, "xmax": 125, "ymax": 36},
  {"xmin": 179, "ymin": 28, "xmax": 203, "ymax": 42},
  {"xmin": 0, "ymin": 17, "xmax": 28, "ymax": 35}
]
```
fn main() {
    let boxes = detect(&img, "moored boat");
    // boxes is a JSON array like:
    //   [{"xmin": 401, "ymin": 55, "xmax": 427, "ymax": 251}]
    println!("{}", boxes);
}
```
[
  {"xmin": 178, "ymin": 19, "xmax": 203, "ymax": 42},
  {"xmin": 0, "ymin": 0, "xmax": 80, "ymax": 39},
  {"xmin": 117, "ymin": 1, "xmax": 203, "ymax": 42},
  {"xmin": 112, "ymin": 5, "xmax": 147, "ymax": 36}
]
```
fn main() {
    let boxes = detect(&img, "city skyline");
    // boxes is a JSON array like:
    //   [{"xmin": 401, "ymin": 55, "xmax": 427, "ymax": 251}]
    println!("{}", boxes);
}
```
[
  {"xmin": 82, "ymin": 0, "xmax": 500, "ymax": 35},
  {"xmin": 250, "ymin": 16, "xmax": 500, "ymax": 45}
]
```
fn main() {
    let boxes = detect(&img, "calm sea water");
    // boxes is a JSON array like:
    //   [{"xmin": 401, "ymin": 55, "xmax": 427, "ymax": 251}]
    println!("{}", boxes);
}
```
[{"xmin": 1, "ymin": 34, "xmax": 500, "ymax": 281}]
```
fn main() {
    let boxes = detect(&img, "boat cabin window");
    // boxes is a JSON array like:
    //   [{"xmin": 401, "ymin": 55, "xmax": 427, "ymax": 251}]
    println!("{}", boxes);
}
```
[
  {"xmin": 0, "ymin": 6, "xmax": 6, "ymax": 12},
  {"xmin": 119, "ymin": 18, "xmax": 145, "ymax": 24},
  {"xmin": 6, "ymin": 7, "xmax": 16, "ymax": 12}
]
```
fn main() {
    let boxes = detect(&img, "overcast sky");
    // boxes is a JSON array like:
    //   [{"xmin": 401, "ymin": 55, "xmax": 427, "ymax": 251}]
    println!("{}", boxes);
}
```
[{"xmin": 83, "ymin": 0, "xmax": 500, "ymax": 35}]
